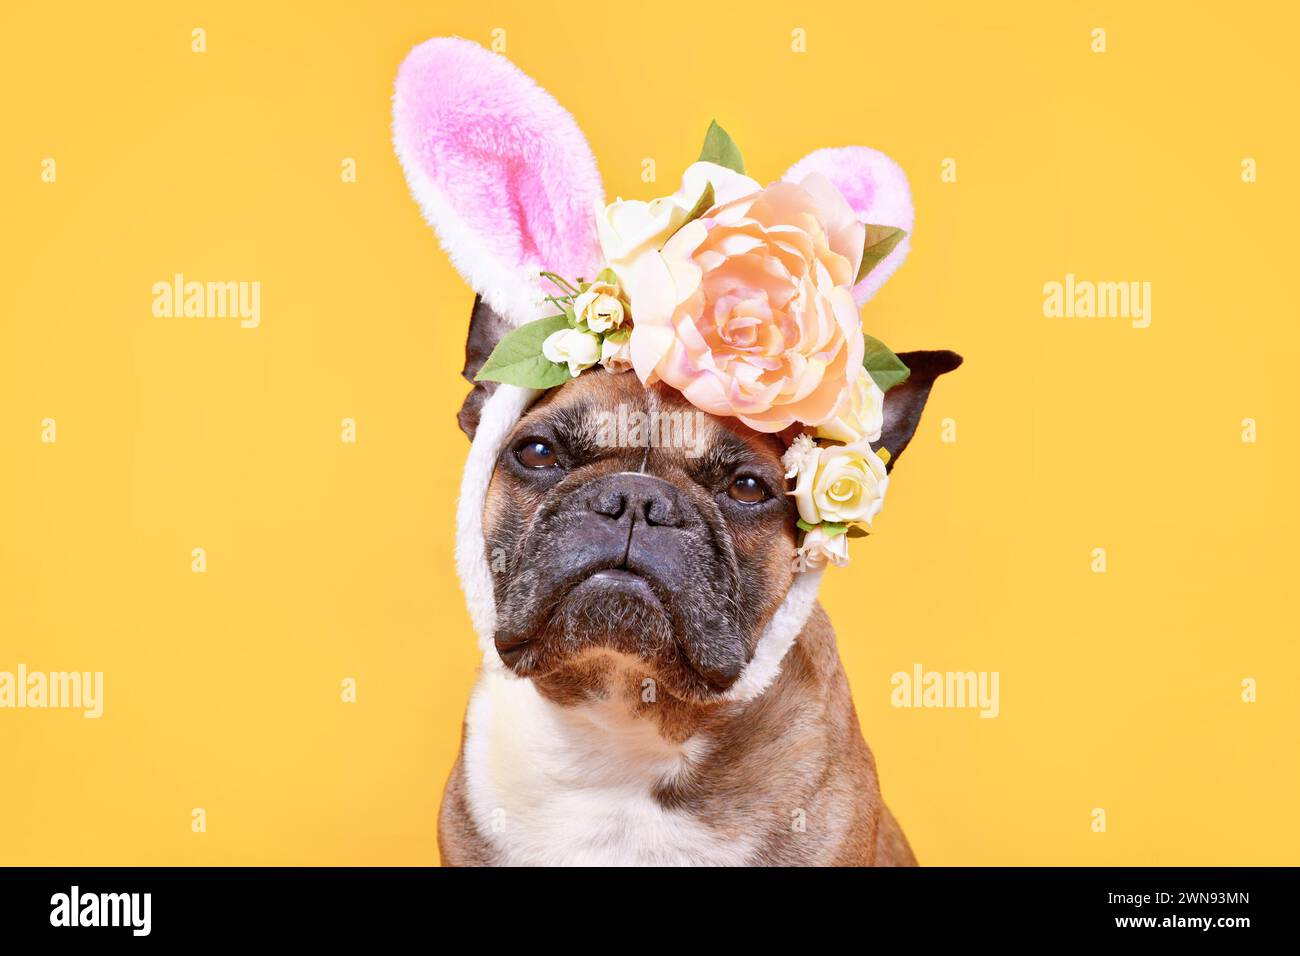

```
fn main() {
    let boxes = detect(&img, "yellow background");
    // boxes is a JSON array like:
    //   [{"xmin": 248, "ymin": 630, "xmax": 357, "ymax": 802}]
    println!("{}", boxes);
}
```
[{"xmin": 2, "ymin": 0, "xmax": 1297, "ymax": 866}]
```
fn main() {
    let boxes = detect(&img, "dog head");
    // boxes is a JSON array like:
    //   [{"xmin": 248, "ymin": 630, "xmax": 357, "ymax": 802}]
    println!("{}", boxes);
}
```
[
  {"xmin": 460, "ymin": 302, "xmax": 958, "ymax": 702},
  {"xmin": 393, "ymin": 37, "xmax": 960, "ymax": 703}
]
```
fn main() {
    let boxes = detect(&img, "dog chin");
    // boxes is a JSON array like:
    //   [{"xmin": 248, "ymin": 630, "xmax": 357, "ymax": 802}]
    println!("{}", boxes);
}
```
[{"xmin": 494, "ymin": 568, "xmax": 741, "ymax": 697}]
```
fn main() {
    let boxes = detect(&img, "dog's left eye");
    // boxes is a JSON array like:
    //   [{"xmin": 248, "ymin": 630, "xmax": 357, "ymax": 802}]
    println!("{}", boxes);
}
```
[
  {"xmin": 515, "ymin": 440, "xmax": 558, "ymax": 469},
  {"xmin": 727, "ymin": 475, "xmax": 769, "ymax": 504}
]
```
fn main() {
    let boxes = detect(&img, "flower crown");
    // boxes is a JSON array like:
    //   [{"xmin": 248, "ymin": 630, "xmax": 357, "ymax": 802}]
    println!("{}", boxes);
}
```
[{"xmin": 473, "ymin": 122, "xmax": 912, "ymax": 572}]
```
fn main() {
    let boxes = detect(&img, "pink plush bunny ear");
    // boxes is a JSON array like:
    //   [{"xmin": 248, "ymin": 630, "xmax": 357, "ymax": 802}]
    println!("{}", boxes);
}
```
[
  {"xmin": 393, "ymin": 37, "xmax": 604, "ymax": 325},
  {"xmin": 784, "ymin": 147, "xmax": 913, "ymax": 306}
]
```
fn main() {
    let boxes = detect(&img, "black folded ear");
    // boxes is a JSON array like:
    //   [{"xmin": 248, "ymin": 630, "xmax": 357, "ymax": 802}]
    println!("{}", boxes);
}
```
[
  {"xmin": 457, "ymin": 296, "xmax": 512, "ymax": 440},
  {"xmin": 872, "ymin": 350, "xmax": 963, "ymax": 472}
]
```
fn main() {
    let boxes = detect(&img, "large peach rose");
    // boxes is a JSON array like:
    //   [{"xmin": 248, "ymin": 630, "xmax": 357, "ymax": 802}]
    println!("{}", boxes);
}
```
[{"xmin": 608, "ymin": 163, "xmax": 868, "ymax": 432}]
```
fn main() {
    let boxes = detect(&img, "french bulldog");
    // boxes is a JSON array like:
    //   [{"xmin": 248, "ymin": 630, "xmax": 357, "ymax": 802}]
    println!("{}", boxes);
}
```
[
  {"xmin": 390, "ymin": 35, "xmax": 960, "ymax": 866},
  {"xmin": 438, "ymin": 301, "xmax": 959, "ymax": 866}
]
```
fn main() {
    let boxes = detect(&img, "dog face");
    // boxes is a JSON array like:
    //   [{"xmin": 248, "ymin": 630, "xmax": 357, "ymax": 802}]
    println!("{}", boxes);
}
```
[
  {"xmin": 482, "ymin": 370, "xmax": 796, "ymax": 701},
  {"xmin": 460, "ymin": 296, "xmax": 959, "ymax": 704}
]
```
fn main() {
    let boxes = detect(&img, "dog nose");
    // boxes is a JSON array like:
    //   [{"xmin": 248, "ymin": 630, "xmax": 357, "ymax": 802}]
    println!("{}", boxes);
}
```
[{"xmin": 588, "ymin": 473, "xmax": 684, "ymax": 527}]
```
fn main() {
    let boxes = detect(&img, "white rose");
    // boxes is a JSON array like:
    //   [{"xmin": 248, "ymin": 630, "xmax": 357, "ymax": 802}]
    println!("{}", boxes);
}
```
[
  {"xmin": 794, "ymin": 525, "xmax": 850, "ymax": 572},
  {"xmin": 816, "ymin": 374, "xmax": 885, "ymax": 444},
  {"xmin": 542, "ymin": 328, "xmax": 601, "ymax": 377},
  {"xmin": 790, "ymin": 440, "xmax": 889, "ymax": 527},
  {"xmin": 594, "ymin": 161, "xmax": 761, "ymax": 271},
  {"xmin": 573, "ymin": 281, "xmax": 626, "ymax": 333},
  {"xmin": 599, "ymin": 332, "xmax": 633, "ymax": 372}
]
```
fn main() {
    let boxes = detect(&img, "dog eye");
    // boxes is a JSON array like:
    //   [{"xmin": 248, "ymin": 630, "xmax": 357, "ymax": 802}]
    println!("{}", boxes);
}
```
[
  {"xmin": 515, "ymin": 440, "xmax": 558, "ymax": 469},
  {"xmin": 727, "ymin": 475, "xmax": 769, "ymax": 503}
]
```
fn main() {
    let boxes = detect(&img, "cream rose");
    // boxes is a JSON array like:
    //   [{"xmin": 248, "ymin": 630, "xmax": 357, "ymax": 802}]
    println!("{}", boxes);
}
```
[
  {"xmin": 816, "ymin": 374, "xmax": 885, "ymax": 444},
  {"xmin": 793, "ymin": 525, "xmax": 850, "ymax": 572},
  {"xmin": 599, "ymin": 331, "xmax": 633, "ymax": 372},
  {"xmin": 594, "ymin": 162, "xmax": 759, "ymax": 271},
  {"xmin": 542, "ymin": 328, "xmax": 601, "ymax": 377},
  {"xmin": 573, "ymin": 280, "xmax": 626, "ymax": 333},
  {"xmin": 789, "ymin": 441, "xmax": 888, "ymax": 527},
  {"xmin": 612, "ymin": 166, "xmax": 870, "ymax": 432}
]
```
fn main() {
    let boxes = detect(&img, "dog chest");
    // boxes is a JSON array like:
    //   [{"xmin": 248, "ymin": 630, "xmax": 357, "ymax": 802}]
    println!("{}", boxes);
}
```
[{"xmin": 459, "ymin": 668, "xmax": 755, "ymax": 866}]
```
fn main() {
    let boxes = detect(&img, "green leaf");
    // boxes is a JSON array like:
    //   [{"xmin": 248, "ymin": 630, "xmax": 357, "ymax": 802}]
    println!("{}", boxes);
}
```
[
  {"xmin": 543, "ymin": 297, "xmax": 580, "ymax": 328},
  {"xmin": 855, "ymin": 225, "xmax": 907, "ymax": 285},
  {"xmin": 863, "ymin": 334, "xmax": 910, "ymax": 392},
  {"xmin": 821, "ymin": 522, "xmax": 848, "ymax": 538},
  {"xmin": 796, "ymin": 518, "xmax": 818, "ymax": 533},
  {"xmin": 846, "ymin": 525, "xmax": 870, "ymax": 539},
  {"xmin": 698, "ymin": 120, "xmax": 745, "ymax": 175},
  {"xmin": 682, "ymin": 180, "xmax": 716, "ymax": 225},
  {"xmin": 474, "ymin": 314, "xmax": 574, "ymax": 388},
  {"xmin": 595, "ymin": 267, "xmax": 619, "ymax": 286}
]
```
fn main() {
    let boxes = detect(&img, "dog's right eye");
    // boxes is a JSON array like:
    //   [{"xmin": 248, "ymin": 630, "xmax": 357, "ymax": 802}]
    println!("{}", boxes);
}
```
[
  {"xmin": 515, "ymin": 440, "xmax": 558, "ymax": 469},
  {"xmin": 727, "ymin": 475, "xmax": 770, "ymax": 504}
]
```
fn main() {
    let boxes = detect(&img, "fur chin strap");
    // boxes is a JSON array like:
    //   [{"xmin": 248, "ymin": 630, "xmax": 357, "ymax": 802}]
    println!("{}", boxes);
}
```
[
  {"xmin": 454, "ymin": 384, "xmax": 824, "ymax": 699},
  {"xmin": 455, "ymin": 384, "xmax": 540, "ymax": 663}
]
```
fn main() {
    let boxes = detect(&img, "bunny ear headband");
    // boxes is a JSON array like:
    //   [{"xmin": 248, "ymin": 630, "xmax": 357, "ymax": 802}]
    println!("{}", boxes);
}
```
[{"xmin": 393, "ymin": 37, "xmax": 959, "ymax": 693}]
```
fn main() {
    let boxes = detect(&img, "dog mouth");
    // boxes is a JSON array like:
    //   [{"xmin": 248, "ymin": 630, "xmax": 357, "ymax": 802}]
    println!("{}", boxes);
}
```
[
  {"xmin": 573, "ymin": 567, "xmax": 666, "ymax": 608},
  {"xmin": 494, "ymin": 568, "xmax": 666, "ymax": 666},
  {"xmin": 493, "ymin": 562, "xmax": 688, "ymax": 671},
  {"xmin": 491, "ymin": 512, "xmax": 754, "ymax": 696},
  {"xmin": 493, "ymin": 635, "xmax": 532, "ymax": 667}
]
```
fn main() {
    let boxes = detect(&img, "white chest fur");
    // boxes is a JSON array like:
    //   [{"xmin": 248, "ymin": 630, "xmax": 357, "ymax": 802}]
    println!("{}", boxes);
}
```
[{"xmin": 460, "ymin": 667, "xmax": 754, "ymax": 866}]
